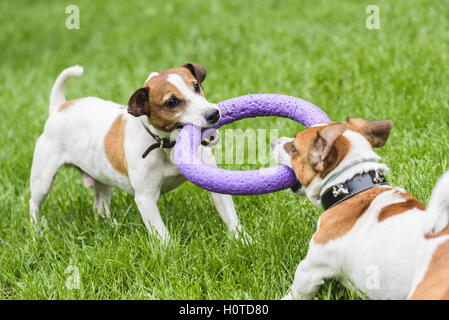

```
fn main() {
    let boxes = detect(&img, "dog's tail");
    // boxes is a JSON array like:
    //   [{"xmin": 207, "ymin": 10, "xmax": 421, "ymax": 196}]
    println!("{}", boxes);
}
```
[
  {"xmin": 425, "ymin": 170, "xmax": 449, "ymax": 235},
  {"xmin": 49, "ymin": 65, "xmax": 84, "ymax": 115}
]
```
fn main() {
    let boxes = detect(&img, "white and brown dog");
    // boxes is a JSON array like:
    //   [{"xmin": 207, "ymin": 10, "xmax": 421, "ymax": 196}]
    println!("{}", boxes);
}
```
[
  {"xmin": 30, "ymin": 63, "xmax": 246, "ymax": 242},
  {"xmin": 271, "ymin": 119, "xmax": 449, "ymax": 299}
]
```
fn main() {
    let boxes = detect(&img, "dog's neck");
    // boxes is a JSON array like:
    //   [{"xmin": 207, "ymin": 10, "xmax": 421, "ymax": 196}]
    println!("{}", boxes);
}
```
[
  {"xmin": 139, "ymin": 117, "xmax": 177, "ymax": 141},
  {"xmin": 304, "ymin": 131, "xmax": 390, "ymax": 207}
]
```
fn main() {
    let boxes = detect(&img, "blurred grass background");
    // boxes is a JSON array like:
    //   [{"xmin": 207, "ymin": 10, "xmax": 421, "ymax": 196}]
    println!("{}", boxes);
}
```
[{"xmin": 0, "ymin": 0, "xmax": 448, "ymax": 299}]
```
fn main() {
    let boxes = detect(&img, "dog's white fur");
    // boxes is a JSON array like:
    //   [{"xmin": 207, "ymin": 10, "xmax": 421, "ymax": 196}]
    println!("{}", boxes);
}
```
[
  {"xmin": 30, "ymin": 66, "xmax": 246, "ymax": 242},
  {"xmin": 272, "ymin": 127, "xmax": 449, "ymax": 299}
]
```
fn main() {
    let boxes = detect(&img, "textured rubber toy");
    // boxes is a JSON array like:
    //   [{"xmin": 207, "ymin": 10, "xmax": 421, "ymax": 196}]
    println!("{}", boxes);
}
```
[{"xmin": 174, "ymin": 94, "xmax": 330, "ymax": 195}]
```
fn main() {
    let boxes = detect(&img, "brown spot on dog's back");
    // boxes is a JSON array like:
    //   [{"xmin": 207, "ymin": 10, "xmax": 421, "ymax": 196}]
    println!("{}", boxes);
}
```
[
  {"xmin": 378, "ymin": 191, "xmax": 425, "ymax": 222},
  {"xmin": 58, "ymin": 99, "xmax": 78, "ymax": 112},
  {"xmin": 313, "ymin": 186, "xmax": 392, "ymax": 244},
  {"xmin": 411, "ymin": 221, "xmax": 449, "ymax": 299},
  {"xmin": 409, "ymin": 239, "xmax": 449, "ymax": 300},
  {"xmin": 104, "ymin": 115, "xmax": 128, "ymax": 176},
  {"xmin": 425, "ymin": 224, "xmax": 449, "ymax": 239}
]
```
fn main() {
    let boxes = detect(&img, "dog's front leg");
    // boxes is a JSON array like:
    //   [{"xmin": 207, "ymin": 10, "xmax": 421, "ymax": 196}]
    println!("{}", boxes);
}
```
[
  {"xmin": 209, "ymin": 192, "xmax": 245, "ymax": 237},
  {"xmin": 134, "ymin": 190, "xmax": 169, "ymax": 241},
  {"xmin": 198, "ymin": 145, "xmax": 249, "ymax": 241},
  {"xmin": 128, "ymin": 157, "xmax": 170, "ymax": 241},
  {"xmin": 283, "ymin": 244, "xmax": 335, "ymax": 300}
]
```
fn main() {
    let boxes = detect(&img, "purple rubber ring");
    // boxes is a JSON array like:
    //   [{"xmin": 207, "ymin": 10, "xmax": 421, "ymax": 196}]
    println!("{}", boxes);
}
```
[{"xmin": 174, "ymin": 94, "xmax": 331, "ymax": 195}]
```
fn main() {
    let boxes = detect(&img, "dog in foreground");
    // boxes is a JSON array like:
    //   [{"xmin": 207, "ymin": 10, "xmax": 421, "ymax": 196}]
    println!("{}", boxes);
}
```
[
  {"xmin": 30, "ymin": 63, "xmax": 246, "ymax": 241},
  {"xmin": 271, "ymin": 119, "xmax": 449, "ymax": 299}
]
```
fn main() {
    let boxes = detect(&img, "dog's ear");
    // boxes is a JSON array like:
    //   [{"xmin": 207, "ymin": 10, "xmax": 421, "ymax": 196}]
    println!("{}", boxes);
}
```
[
  {"xmin": 128, "ymin": 87, "xmax": 149, "ymax": 117},
  {"xmin": 284, "ymin": 141, "xmax": 293, "ymax": 155},
  {"xmin": 347, "ymin": 118, "xmax": 393, "ymax": 148},
  {"xmin": 182, "ymin": 62, "xmax": 207, "ymax": 83},
  {"xmin": 308, "ymin": 123, "xmax": 346, "ymax": 172}
]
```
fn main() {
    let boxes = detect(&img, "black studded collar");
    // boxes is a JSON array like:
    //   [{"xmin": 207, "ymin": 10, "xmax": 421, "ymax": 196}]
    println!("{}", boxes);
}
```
[{"xmin": 320, "ymin": 170, "xmax": 389, "ymax": 211}]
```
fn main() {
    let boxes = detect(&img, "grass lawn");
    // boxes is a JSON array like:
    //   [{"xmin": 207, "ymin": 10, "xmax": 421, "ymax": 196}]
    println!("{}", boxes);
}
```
[{"xmin": 0, "ymin": 0, "xmax": 448, "ymax": 299}]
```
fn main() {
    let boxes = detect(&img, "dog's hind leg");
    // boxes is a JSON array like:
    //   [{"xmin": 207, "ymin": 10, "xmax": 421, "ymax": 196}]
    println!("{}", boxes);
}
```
[
  {"xmin": 93, "ymin": 181, "xmax": 114, "ymax": 219},
  {"xmin": 29, "ymin": 135, "xmax": 63, "ymax": 224},
  {"xmin": 76, "ymin": 168, "xmax": 114, "ymax": 219},
  {"xmin": 80, "ymin": 170, "xmax": 96, "ymax": 188}
]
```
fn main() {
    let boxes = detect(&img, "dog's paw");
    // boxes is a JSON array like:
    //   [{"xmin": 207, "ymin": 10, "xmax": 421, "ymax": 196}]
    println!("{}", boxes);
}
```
[
  {"xmin": 281, "ymin": 293, "xmax": 293, "ymax": 300},
  {"xmin": 232, "ymin": 226, "xmax": 253, "ymax": 245},
  {"xmin": 158, "ymin": 232, "xmax": 171, "ymax": 243}
]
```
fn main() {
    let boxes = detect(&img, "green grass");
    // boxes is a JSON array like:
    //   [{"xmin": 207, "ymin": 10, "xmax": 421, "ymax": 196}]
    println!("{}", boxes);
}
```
[{"xmin": 1, "ymin": 0, "xmax": 449, "ymax": 299}]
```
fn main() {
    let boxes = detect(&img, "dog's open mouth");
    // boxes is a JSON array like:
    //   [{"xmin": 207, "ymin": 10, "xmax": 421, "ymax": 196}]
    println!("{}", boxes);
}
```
[{"xmin": 201, "ymin": 130, "xmax": 219, "ymax": 146}]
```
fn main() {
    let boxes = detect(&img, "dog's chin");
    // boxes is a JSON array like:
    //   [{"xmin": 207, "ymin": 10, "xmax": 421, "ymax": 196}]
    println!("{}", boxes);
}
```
[
  {"xmin": 174, "ymin": 122, "xmax": 184, "ymax": 130},
  {"xmin": 291, "ymin": 180, "xmax": 305, "ymax": 196},
  {"xmin": 292, "ymin": 188, "xmax": 306, "ymax": 196}
]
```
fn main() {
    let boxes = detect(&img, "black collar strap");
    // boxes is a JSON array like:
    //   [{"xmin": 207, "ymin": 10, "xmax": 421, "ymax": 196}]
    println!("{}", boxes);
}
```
[
  {"xmin": 141, "ymin": 125, "xmax": 217, "ymax": 158},
  {"xmin": 142, "ymin": 125, "xmax": 176, "ymax": 158},
  {"xmin": 320, "ymin": 170, "xmax": 389, "ymax": 211}
]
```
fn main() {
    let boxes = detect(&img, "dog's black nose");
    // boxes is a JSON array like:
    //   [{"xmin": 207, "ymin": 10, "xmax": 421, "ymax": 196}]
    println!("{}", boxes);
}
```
[
  {"xmin": 204, "ymin": 109, "xmax": 220, "ymax": 124},
  {"xmin": 291, "ymin": 180, "xmax": 302, "ymax": 193}
]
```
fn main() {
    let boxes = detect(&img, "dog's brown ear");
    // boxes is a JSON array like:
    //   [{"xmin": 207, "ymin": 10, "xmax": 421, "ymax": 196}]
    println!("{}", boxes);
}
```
[
  {"xmin": 284, "ymin": 141, "xmax": 293, "ymax": 155},
  {"xmin": 182, "ymin": 62, "xmax": 207, "ymax": 83},
  {"xmin": 128, "ymin": 87, "xmax": 149, "ymax": 117},
  {"xmin": 308, "ymin": 123, "xmax": 346, "ymax": 172},
  {"xmin": 347, "ymin": 118, "xmax": 393, "ymax": 148}
]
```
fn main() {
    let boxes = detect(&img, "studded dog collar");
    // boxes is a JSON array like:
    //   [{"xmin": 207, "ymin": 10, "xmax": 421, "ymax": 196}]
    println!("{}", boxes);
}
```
[{"xmin": 320, "ymin": 170, "xmax": 389, "ymax": 211}]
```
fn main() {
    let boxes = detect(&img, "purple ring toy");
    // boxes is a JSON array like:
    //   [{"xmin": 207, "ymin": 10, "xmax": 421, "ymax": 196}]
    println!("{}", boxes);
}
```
[{"xmin": 174, "ymin": 94, "xmax": 330, "ymax": 195}]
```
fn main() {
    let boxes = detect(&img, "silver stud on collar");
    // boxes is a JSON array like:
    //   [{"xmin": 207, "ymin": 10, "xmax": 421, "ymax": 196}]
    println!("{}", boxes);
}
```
[
  {"xmin": 332, "ymin": 184, "xmax": 349, "ymax": 197},
  {"xmin": 373, "ymin": 171, "xmax": 385, "ymax": 183}
]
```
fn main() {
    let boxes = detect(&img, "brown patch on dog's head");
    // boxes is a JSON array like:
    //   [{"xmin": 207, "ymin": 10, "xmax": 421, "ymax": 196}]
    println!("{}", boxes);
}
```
[
  {"xmin": 127, "ymin": 63, "xmax": 208, "ymax": 132},
  {"xmin": 182, "ymin": 62, "xmax": 207, "ymax": 84},
  {"xmin": 284, "ymin": 119, "xmax": 393, "ymax": 187},
  {"xmin": 284, "ymin": 123, "xmax": 349, "ymax": 187}
]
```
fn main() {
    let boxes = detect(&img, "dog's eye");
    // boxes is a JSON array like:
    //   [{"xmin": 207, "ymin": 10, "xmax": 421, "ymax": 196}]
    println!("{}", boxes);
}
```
[
  {"xmin": 166, "ymin": 97, "xmax": 179, "ymax": 108},
  {"xmin": 193, "ymin": 82, "xmax": 200, "ymax": 93},
  {"xmin": 291, "ymin": 143, "xmax": 298, "ymax": 153}
]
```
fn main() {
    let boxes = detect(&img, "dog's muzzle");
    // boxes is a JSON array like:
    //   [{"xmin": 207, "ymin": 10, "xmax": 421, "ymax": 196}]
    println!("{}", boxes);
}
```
[{"xmin": 291, "ymin": 180, "xmax": 302, "ymax": 193}]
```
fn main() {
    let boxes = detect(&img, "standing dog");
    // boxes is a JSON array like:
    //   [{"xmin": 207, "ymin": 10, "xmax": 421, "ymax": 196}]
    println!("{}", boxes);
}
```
[
  {"xmin": 30, "ymin": 63, "xmax": 246, "ymax": 241},
  {"xmin": 271, "ymin": 119, "xmax": 449, "ymax": 299}
]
